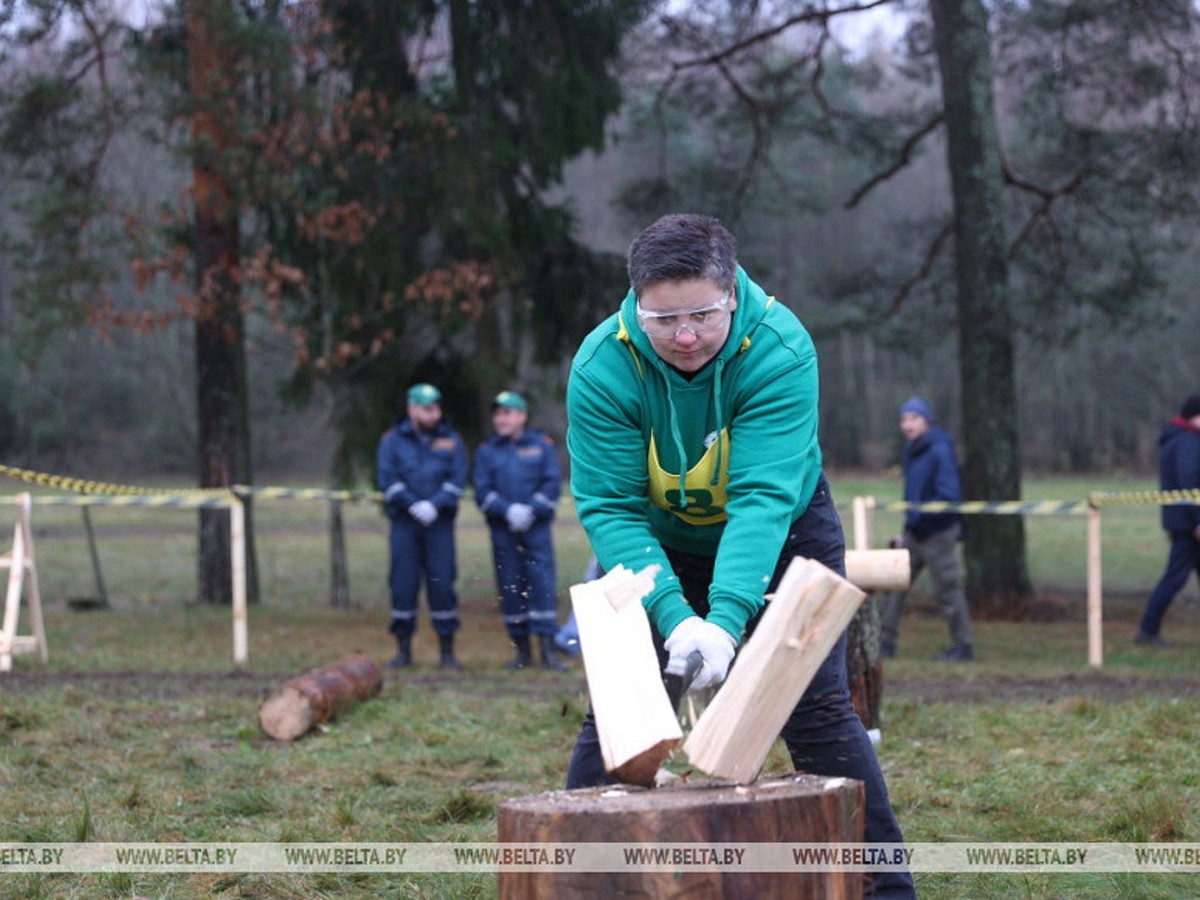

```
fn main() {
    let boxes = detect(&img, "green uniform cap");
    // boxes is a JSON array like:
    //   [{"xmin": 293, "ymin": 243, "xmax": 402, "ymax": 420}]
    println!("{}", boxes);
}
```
[
  {"xmin": 492, "ymin": 390, "xmax": 527, "ymax": 411},
  {"xmin": 407, "ymin": 383, "xmax": 441, "ymax": 406}
]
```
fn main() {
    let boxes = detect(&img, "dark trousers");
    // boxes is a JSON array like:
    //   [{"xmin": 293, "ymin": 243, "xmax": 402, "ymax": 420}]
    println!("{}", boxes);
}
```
[
  {"xmin": 489, "ymin": 521, "xmax": 558, "ymax": 638},
  {"xmin": 387, "ymin": 516, "xmax": 459, "ymax": 638},
  {"xmin": 565, "ymin": 476, "xmax": 915, "ymax": 898},
  {"xmin": 1139, "ymin": 530, "xmax": 1200, "ymax": 637}
]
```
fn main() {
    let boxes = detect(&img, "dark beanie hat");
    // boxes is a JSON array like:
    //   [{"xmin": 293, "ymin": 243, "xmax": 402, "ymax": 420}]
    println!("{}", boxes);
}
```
[
  {"xmin": 1182, "ymin": 394, "xmax": 1200, "ymax": 419},
  {"xmin": 899, "ymin": 396, "xmax": 933, "ymax": 422}
]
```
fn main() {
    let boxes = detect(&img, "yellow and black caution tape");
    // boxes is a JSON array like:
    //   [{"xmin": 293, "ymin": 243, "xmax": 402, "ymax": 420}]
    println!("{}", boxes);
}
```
[
  {"xmin": 0, "ymin": 463, "xmax": 228, "ymax": 498},
  {"xmin": 6, "ymin": 460, "xmax": 1199, "ymax": 515},
  {"xmin": 878, "ymin": 499, "xmax": 1089, "ymax": 516},
  {"xmin": 233, "ymin": 485, "xmax": 382, "ymax": 504},
  {"xmin": 1088, "ymin": 489, "xmax": 1200, "ymax": 507},
  {"xmin": 15, "ymin": 493, "xmax": 233, "ymax": 509}
]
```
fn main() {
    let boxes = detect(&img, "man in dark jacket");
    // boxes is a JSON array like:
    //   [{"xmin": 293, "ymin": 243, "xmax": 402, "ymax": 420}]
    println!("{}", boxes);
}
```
[
  {"xmin": 880, "ymin": 395, "xmax": 974, "ymax": 661},
  {"xmin": 376, "ymin": 383, "xmax": 470, "ymax": 669},
  {"xmin": 474, "ymin": 391, "xmax": 567, "ymax": 671},
  {"xmin": 1136, "ymin": 393, "xmax": 1200, "ymax": 646}
]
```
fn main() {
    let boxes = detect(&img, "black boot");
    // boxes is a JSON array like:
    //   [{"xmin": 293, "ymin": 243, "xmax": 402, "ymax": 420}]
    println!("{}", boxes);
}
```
[
  {"xmin": 439, "ymin": 634, "xmax": 463, "ymax": 670},
  {"xmin": 505, "ymin": 636, "xmax": 532, "ymax": 670},
  {"xmin": 539, "ymin": 634, "xmax": 568, "ymax": 671},
  {"xmin": 388, "ymin": 635, "xmax": 412, "ymax": 669}
]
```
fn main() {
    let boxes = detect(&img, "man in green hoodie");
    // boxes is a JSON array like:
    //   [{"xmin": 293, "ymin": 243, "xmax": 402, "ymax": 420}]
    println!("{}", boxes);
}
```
[{"xmin": 565, "ymin": 214, "xmax": 913, "ymax": 898}]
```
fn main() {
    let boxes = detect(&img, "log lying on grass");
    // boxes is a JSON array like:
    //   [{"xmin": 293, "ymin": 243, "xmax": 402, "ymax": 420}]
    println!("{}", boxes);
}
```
[{"xmin": 258, "ymin": 654, "xmax": 382, "ymax": 741}]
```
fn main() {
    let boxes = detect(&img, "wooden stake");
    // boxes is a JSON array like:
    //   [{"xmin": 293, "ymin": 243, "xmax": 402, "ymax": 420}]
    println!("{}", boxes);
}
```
[
  {"xmin": 683, "ymin": 558, "xmax": 866, "ymax": 783},
  {"xmin": 1087, "ymin": 504, "xmax": 1102, "ymax": 667},
  {"xmin": 231, "ymin": 495, "xmax": 247, "ymax": 666}
]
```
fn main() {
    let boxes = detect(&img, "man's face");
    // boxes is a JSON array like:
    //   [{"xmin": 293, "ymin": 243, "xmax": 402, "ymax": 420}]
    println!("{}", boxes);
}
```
[
  {"xmin": 636, "ymin": 278, "xmax": 736, "ymax": 373},
  {"xmin": 899, "ymin": 411, "xmax": 929, "ymax": 441},
  {"xmin": 408, "ymin": 402, "xmax": 442, "ymax": 432},
  {"xmin": 492, "ymin": 406, "xmax": 527, "ymax": 439}
]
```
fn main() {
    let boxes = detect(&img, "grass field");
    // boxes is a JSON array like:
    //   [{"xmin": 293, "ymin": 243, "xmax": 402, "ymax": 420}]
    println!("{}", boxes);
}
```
[{"xmin": 2, "ymin": 472, "xmax": 1200, "ymax": 898}]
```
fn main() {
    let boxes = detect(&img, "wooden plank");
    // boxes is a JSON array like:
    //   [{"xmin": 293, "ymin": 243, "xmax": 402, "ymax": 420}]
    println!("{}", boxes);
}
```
[
  {"xmin": 570, "ymin": 564, "xmax": 682, "ymax": 787},
  {"xmin": 683, "ymin": 558, "xmax": 866, "ymax": 783}
]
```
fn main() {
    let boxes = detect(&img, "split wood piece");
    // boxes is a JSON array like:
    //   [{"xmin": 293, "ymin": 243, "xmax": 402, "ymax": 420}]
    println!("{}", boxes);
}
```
[
  {"xmin": 569, "ymin": 563, "xmax": 681, "ymax": 787},
  {"xmin": 844, "ymin": 548, "xmax": 910, "ymax": 592},
  {"xmin": 683, "ymin": 557, "xmax": 866, "ymax": 783},
  {"xmin": 258, "ymin": 654, "xmax": 382, "ymax": 741},
  {"xmin": 497, "ymin": 773, "xmax": 864, "ymax": 899}
]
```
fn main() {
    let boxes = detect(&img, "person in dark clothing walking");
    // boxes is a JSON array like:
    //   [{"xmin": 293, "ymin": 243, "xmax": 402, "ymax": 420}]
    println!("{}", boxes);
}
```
[
  {"xmin": 1136, "ymin": 393, "xmax": 1200, "ymax": 647},
  {"xmin": 474, "ymin": 391, "xmax": 567, "ymax": 671},
  {"xmin": 880, "ymin": 395, "xmax": 974, "ymax": 662},
  {"xmin": 376, "ymin": 383, "xmax": 469, "ymax": 669}
]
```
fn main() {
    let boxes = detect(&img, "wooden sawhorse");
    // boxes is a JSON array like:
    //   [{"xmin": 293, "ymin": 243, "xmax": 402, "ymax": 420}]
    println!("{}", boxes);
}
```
[{"xmin": 1, "ymin": 492, "xmax": 48, "ymax": 672}]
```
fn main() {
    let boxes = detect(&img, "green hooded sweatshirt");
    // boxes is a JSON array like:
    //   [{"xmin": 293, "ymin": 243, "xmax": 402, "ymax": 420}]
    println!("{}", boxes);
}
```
[{"xmin": 566, "ymin": 267, "xmax": 823, "ymax": 641}]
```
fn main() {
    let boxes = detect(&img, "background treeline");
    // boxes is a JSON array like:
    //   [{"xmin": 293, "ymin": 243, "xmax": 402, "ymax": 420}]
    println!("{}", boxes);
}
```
[{"xmin": 1, "ymin": 1, "xmax": 1196, "ymax": 483}]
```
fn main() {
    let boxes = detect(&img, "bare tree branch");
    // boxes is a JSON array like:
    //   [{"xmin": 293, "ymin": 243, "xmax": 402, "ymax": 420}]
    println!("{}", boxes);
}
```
[
  {"xmin": 845, "ymin": 112, "xmax": 943, "ymax": 208},
  {"xmin": 888, "ymin": 218, "xmax": 952, "ymax": 314},
  {"xmin": 667, "ymin": 0, "xmax": 900, "ymax": 70}
]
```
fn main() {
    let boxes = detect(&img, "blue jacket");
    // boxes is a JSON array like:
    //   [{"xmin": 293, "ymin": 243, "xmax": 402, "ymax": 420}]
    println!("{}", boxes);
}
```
[
  {"xmin": 473, "ymin": 428, "xmax": 561, "ymax": 524},
  {"xmin": 902, "ymin": 424, "xmax": 962, "ymax": 540},
  {"xmin": 376, "ymin": 417, "xmax": 469, "ymax": 519},
  {"xmin": 1158, "ymin": 417, "xmax": 1200, "ymax": 533}
]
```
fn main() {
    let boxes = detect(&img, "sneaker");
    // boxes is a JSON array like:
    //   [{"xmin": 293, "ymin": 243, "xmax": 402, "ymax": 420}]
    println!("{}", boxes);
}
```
[
  {"xmin": 937, "ymin": 645, "xmax": 974, "ymax": 662},
  {"xmin": 1134, "ymin": 631, "xmax": 1175, "ymax": 648}
]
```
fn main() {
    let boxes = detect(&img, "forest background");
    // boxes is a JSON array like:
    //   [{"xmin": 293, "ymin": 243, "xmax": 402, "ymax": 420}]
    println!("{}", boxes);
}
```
[{"xmin": 0, "ymin": 0, "xmax": 1198, "ymax": 612}]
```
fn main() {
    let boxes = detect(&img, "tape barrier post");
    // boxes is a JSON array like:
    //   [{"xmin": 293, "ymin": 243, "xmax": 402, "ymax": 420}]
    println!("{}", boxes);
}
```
[
  {"xmin": 851, "ymin": 496, "xmax": 875, "ymax": 552},
  {"xmin": 1086, "ymin": 503, "xmax": 1103, "ymax": 668},
  {"xmin": 231, "ymin": 494, "xmax": 248, "ymax": 666}
]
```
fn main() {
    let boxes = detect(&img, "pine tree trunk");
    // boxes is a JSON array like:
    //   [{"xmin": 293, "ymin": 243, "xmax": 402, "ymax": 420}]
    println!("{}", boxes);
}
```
[{"xmin": 931, "ymin": 0, "xmax": 1032, "ymax": 614}]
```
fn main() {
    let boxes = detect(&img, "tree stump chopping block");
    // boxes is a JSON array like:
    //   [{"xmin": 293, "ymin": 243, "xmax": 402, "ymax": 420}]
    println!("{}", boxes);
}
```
[
  {"xmin": 497, "ymin": 773, "xmax": 864, "ymax": 899},
  {"xmin": 258, "ymin": 654, "xmax": 382, "ymax": 741}
]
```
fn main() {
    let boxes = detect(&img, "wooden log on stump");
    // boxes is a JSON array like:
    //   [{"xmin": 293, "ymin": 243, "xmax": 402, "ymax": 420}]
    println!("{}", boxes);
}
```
[
  {"xmin": 684, "ymin": 558, "xmax": 866, "ymax": 783},
  {"xmin": 569, "ymin": 564, "xmax": 682, "ymax": 787},
  {"xmin": 497, "ymin": 773, "xmax": 864, "ymax": 899},
  {"xmin": 258, "ymin": 654, "xmax": 382, "ymax": 741}
]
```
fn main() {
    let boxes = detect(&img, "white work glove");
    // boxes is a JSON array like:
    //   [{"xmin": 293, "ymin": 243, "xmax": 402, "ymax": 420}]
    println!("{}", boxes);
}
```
[
  {"xmin": 408, "ymin": 500, "xmax": 438, "ymax": 526},
  {"xmin": 664, "ymin": 615, "xmax": 737, "ymax": 692},
  {"xmin": 505, "ymin": 503, "xmax": 536, "ymax": 533}
]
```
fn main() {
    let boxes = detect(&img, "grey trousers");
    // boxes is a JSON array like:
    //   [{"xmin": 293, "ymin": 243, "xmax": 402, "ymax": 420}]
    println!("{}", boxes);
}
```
[{"xmin": 881, "ymin": 523, "xmax": 973, "ymax": 649}]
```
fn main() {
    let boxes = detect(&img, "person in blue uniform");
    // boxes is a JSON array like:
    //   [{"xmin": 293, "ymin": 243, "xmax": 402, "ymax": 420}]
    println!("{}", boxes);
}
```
[
  {"xmin": 474, "ymin": 390, "xmax": 567, "ymax": 671},
  {"xmin": 376, "ymin": 383, "xmax": 469, "ymax": 669}
]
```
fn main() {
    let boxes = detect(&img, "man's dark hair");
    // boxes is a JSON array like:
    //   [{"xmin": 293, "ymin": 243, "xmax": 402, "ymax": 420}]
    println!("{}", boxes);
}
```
[{"xmin": 627, "ymin": 214, "xmax": 738, "ymax": 296}]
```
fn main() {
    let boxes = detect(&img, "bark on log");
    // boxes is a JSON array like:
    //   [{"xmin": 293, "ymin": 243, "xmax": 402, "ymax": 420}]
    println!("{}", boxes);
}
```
[
  {"xmin": 497, "ymin": 773, "xmax": 864, "ymax": 899},
  {"xmin": 258, "ymin": 654, "xmax": 382, "ymax": 741}
]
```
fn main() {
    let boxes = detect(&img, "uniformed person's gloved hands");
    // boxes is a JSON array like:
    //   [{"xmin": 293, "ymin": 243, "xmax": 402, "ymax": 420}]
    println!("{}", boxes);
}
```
[
  {"xmin": 664, "ymin": 615, "xmax": 737, "ymax": 692},
  {"xmin": 408, "ymin": 500, "xmax": 438, "ymax": 526},
  {"xmin": 505, "ymin": 503, "xmax": 535, "ymax": 533}
]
